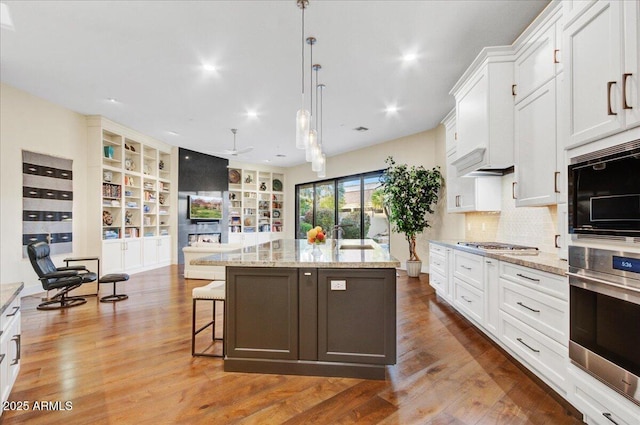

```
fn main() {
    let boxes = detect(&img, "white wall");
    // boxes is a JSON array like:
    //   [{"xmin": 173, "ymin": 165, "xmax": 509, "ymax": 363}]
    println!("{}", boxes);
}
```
[
  {"xmin": 1, "ymin": 83, "xmax": 89, "ymax": 295},
  {"xmin": 286, "ymin": 127, "xmax": 465, "ymax": 270}
]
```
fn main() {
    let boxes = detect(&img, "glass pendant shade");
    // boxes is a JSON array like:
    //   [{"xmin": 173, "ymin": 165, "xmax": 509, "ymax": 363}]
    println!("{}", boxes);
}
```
[
  {"xmin": 296, "ymin": 109, "xmax": 310, "ymax": 149},
  {"xmin": 317, "ymin": 153, "xmax": 326, "ymax": 178},
  {"xmin": 311, "ymin": 145, "xmax": 322, "ymax": 171},
  {"xmin": 306, "ymin": 128, "xmax": 317, "ymax": 162}
]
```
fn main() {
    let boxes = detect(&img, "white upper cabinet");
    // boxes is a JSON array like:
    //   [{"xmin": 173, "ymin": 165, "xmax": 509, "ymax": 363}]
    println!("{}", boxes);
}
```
[
  {"xmin": 450, "ymin": 47, "xmax": 515, "ymax": 176},
  {"xmin": 513, "ymin": 3, "xmax": 565, "ymax": 207},
  {"xmin": 563, "ymin": 0, "xmax": 639, "ymax": 149}
]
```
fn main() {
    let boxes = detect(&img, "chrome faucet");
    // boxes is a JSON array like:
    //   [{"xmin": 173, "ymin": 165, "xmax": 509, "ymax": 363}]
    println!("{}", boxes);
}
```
[{"xmin": 332, "ymin": 225, "xmax": 344, "ymax": 248}]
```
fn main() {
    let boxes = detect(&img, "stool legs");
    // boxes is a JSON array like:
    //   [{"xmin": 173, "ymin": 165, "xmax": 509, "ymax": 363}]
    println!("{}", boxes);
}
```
[
  {"xmin": 100, "ymin": 281, "xmax": 128, "ymax": 303},
  {"xmin": 192, "ymin": 298, "xmax": 224, "ymax": 357}
]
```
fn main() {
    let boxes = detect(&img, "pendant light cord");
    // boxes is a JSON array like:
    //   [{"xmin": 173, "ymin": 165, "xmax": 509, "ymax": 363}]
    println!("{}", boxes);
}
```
[{"xmin": 301, "ymin": 5, "xmax": 305, "ymax": 97}]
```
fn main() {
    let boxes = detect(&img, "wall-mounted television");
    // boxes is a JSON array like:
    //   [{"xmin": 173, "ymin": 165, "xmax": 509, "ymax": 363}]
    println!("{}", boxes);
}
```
[{"xmin": 188, "ymin": 195, "xmax": 223, "ymax": 220}]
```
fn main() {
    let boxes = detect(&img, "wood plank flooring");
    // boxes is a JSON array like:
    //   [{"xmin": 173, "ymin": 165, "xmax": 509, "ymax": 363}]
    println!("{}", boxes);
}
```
[{"xmin": 1, "ymin": 266, "xmax": 582, "ymax": 424}]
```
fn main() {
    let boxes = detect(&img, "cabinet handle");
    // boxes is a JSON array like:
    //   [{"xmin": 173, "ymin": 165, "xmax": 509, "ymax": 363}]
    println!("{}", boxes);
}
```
[
  {"xmin": 460, "ymin": 265, "xmax": 472, "ymax": 270},
  {"xmin": 454, "ymin": 132, "xmax": 458, "ymax": 141},
  {"xmin": 11, "ymin": 334, "xmax": 21, "ymax": 365},
  {"xmin": 553, "ymin": 49, "xmax": 559, "ymax": 64},
  {"xmin": 461, "ymin": 295, "xmax": 472, "ymax": 303},
  {"xmin": 512, "ymin": 84, "xmax": 517, "ymax": 96},
  {"xmin": 512, "ymin": 182, "xmax": 517, "ymax": 200},
  {"xmin": 517, "ymin": 301, "xmax": 540, "ymax": 313},
  {"xmin": 607, "ymin": 81, "xmax": 617, "ymax": 116},
  {"xmin": 554, "ymin": 171, "xmax": 560, "ymax": 193},
  {"xmin": 6, "ymin": 305, "xmax": 19, "ymax": 317},
  {"xmin": 0, "ymin": 353, "xmax": 5, "ymax": 364},
  {"xmin": 303, "ymin": 272, "xmax": 312, "ymax": 276},
  {"xmin": 622, "ymin": 73, "xmax": 632, "ymax": 110},
  {"xmin": 486, "ymin": 260, "xmax": 492, "ymax": 265},
  {"xmin": 602, "ymin": 413, "xmax": 620, "ymax": 425},
  {"xmin": 516, "ymin": 273, "xmax": 540, "ymax": 282},
  {"xmin": 554, "ymin": 234, "xmax": 561, "ymax": 249},
  {"xmin": 516, "ymin": 337, "xmax": 540, "ymax": 353}
]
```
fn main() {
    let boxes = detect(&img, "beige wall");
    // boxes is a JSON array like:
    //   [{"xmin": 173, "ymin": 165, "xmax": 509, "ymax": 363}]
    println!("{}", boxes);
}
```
[
  {"xmin": 1, "ymin": 83, "xmax": 89, "ymax": 294},
  {"xmin": 286, "ymin": 127, "xmax": 465, "ymax": 271}
]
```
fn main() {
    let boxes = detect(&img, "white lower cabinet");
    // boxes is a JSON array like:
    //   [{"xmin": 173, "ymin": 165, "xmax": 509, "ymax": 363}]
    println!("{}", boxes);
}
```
[
  {"xmin": 143, "ymin": 236, "xmax": 171, "ymax": 267},
  {"xmin": 429, "ymin": 244, "xmax": 452, "ymax": 302},
  {"xmin": 102, "ymin": 239, "xmax": 143, "ymax": 274},
  {"xmin": 568, "ymin": 364, "xmax": 640, "ymax": 425},
  {"xmin": 452, "ymin": 250, "xmax": 485, "ymax": 324},
  {"xmin": 1, "ymin": 294, "xmax": 21, "ymax": 414},
  {"xmin": 483, "ymin": 258, "xmax": 500, "ymax": 337}
]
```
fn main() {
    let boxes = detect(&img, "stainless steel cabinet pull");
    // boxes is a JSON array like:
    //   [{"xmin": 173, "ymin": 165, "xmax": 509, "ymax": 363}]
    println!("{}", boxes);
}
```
[
  {"xmin": 512, "ymin": 182, "xmax": 517, "ymax": 199},
  {"xmin": 7, "ymin": 305, "xmax": 19, "ymax": 316},
  {"xmin": 602, "ymin": 413, "xmax": 620, "ymax": 425},
  {"xmin": 516, "ymin": 273, "xmax": 540, "ymax": 282},
  {"xmin": 517, "ymin": 301, "xmax": 540, "ymax": 313},
  {"xmin": 607, "ymin": 81, "xmax": 617, "ymax": 116},
  {"xmin": 512, "ymin": 84, "xmax": 517, "ymax": 96},
  {"xmin": 553, "ymin": 49, "xmax": 560, "ymax": 64},
  {"xmin": 517, "ymin": 337, "xmax": 540, "ymax": 353},
  {"xmin": 11, "ymin": 334, "xmax": 21, "ymax": 365},
  {"xmin": 554, "ymin": 234, "xmax": 561, "ymax": 248},
  {"xmin": 622, "ymin": 73, "xmax": 632, "ymax": 110},
  {"xmin": 554, "ymin": 171, "xmax": 560, "ymax": 193},
  {"xmin": 460, "ymin": 265, "xmax": 472, "ymax": 270},
  {"xmin": 461, "ymin": 296, "xmax": 472, "ymax": 303},
  {"xmin": 303, "ymin": 272, "xmax": 312, "ymax": 276},
  {"xmin": 486, "ymin": 260, "xmax": 492, "ymax": 265}
]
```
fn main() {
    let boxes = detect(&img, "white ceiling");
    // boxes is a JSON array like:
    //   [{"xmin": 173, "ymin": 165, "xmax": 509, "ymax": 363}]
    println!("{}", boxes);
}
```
[{"xmin": 0, "ymin": 0, "xmax": 549, "ymax": 167}]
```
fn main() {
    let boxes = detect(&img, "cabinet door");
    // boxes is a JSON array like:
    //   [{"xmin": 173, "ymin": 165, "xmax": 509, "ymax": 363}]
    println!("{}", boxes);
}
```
[
  {"xmin": 143, "ymin": 238, "xmax": 158, "ymax": 266},
  {"xmin": 226, "ymin": 267, "xmax": 299, "ymax": 360},
  {"xmin": 484, "ymin": 258, "xmax": 500, "ymax": 337},
  {"xmin": 6, "ymin": 313, "xmax": 20, "ymax": 396},
  {"xmin": 515, "ymin": 79, "xmax": 559, "ymax": 206},
  {"xmin": 456, "ymin": 67, "xmax": 489, "ymax": 161},
  {"xmin": 317, "ymin": 269, "xmax": 396, "ymax": 365},
  {"xmin": 564, "ymin": 0, "xmax": 625, "ymax": 148},
  {"xmin": 157, "ymin": 236, "xmax": 171, "ymax": 263},
  {"xmin": 514, "ymin": 17, "xmax": 558, "ymax": 102},
  {"xmin": 102, "ymin": 240, "xmax": 124, "ymax": 274},
  {"xmin": 123, "ymin": 239, "xmax": 142, "ymax": 271},
  {"xmin": 446, "ymin": 150, "xmax": 478, "ymax": 213},
  {"xmin": 623, "ymin": 0, "xmax": 640, "ymax": 129}
]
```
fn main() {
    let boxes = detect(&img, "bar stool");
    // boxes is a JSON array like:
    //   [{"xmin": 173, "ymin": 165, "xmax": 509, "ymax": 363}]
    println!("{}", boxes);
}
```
[{"xmin": 192, "ymin": 280, "xmax": 225, "ymax": 357}]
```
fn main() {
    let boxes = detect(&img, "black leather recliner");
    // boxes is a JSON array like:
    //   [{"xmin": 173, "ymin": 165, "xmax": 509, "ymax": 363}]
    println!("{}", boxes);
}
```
[{"xmin": 27, "ymin": 241, "xmax": 98, "ymax": 310}]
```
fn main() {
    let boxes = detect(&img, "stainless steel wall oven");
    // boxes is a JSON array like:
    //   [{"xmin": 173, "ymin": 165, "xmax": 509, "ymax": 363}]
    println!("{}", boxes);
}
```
[
  {"xmin": 568, "ymin": 139, "xmax": 640, "ymax": 238},
  {"xmin": 568, "ymin": 245, "xmax": 640, "ymax": 405}
]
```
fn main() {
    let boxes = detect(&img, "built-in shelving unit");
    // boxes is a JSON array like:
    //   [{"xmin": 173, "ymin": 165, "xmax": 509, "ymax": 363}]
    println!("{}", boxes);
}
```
[
  {"xmin": 227, "ymin": 167, "xmax": 284, "ymax": 244},
  {"xmin": 89, "ymin": 116, "xmax": 176, "ymax": 274}
]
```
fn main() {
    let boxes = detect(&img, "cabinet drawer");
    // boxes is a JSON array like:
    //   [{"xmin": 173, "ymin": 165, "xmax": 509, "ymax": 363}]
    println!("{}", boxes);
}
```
[
  {"xmin": 454, "ymin": 278, "xmax": 483, "ymax": 323},
  {"xmin": 429, "ymin": 251, "xmax": 447, "ymax": 276},
  {"xmin": 500, "ymin": 311, "xmax": 567, "ymax": 392},
  {"xmin": 429, "ymin": 244, "xmax": 447, "ymax": 256},
  {"xmin": 499, "ymin": 277, "xmax": 568, "ymax": 344},
  {"xmin": 453, "ymin": 251, "xmax": 484, "ymax": 290},
  {"xmin": 499, "ymin": 262, "xmax": 567, "ymax": 300},
  {"xmin": 568, "ymin": 365, "xmax": 640, "ymax": 425},
  {"xmin": 429, "ymin": 270, "xmax": 448, "ymax": 295},
  {"xmin": 1, "ymin": 297, "xmax": 20, "ymax": 327}
]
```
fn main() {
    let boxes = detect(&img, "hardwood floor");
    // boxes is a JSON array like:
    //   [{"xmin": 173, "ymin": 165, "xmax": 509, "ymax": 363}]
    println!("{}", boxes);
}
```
[{"xmin": 2, "ymin": 266, "xmax": 582, "ymax": 424}]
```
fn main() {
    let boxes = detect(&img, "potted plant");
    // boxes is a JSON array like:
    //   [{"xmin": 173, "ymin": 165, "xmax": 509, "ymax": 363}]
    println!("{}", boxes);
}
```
[{"xmin": 380, "ymin": 156, "xmax": 443, "ymax": 277}]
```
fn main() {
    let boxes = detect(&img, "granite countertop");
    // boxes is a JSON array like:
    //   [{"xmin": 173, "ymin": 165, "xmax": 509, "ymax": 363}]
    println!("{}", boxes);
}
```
[
  {"xmin": 192, "ymin": 239, "xmax": 400, "ymax": 269},
  {"xmin": 1, "ymin": 282, "xmax": 24, "ymax": 314},
  {"xmin": 430, "ymin": 240, "xmax": 568, "ymax": 276}
]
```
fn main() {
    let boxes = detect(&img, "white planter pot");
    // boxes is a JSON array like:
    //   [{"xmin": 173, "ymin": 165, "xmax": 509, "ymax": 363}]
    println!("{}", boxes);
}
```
[{"xmin": 406, "ymin": 260, "xmax": 422, "ymax": 277}]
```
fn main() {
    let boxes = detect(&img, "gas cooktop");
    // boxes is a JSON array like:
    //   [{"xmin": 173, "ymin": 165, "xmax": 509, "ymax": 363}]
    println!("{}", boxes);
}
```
[{"xmin": 457, "ymin": 242, "xmax": 539, "ymax": 254}]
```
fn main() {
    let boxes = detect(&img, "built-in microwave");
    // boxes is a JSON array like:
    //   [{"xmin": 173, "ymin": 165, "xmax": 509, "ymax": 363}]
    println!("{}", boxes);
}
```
[{"xmin": 568, "ymin": 140, "xmax": 640, "ymax": 237}]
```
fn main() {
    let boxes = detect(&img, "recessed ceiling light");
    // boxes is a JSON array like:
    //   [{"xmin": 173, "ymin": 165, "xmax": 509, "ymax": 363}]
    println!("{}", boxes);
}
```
[
  {"xmin": 202, "ymin": 63, "xmax": 217, "ymax": 72},
  {"xmin": 385, "ymin": 105, "xmax": 398, "ymax": 114},
  {"xmin": 246, "ymin": 110, "xmax": 258, "ymax": 119},
  {"xmin": 107, "ymin": 98, "xmax": 118, "ymax": 103},
  {"xmin": 402, "ymin": 53, "xmax": 418, "ymax": 62}
]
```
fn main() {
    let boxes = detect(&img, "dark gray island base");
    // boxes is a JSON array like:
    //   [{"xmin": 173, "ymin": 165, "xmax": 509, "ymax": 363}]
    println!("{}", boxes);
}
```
[{"xmin": 193, "ymin": 239, "xmax": 400, "ymax": 380}]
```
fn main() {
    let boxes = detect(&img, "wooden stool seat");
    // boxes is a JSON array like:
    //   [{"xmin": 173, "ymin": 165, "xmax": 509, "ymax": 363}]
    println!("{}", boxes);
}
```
[
  {"xmin": 99, "ymin": 273, "xmax": 130, "ymax": 303},
  {"xmin": 192, "ymin": 281, "xmax": 225, "ymax": 357}
]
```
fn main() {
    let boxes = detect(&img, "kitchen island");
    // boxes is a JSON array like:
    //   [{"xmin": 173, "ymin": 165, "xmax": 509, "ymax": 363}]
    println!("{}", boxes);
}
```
[{"xmin": 192, "ymin": 239, "xmax": 400, "ymax": 379}]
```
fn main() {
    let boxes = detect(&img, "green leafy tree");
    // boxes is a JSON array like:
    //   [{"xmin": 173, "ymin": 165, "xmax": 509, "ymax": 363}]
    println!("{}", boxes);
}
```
[{"xmin": 379, "ymin": 156, "xmax": 443, "ymax": 261}]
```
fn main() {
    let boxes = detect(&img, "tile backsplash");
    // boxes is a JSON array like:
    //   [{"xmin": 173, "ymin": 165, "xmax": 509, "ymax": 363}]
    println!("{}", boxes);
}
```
[{"xmin": 465, "ymin": 174, "xmax": 558, "ymax": 253}]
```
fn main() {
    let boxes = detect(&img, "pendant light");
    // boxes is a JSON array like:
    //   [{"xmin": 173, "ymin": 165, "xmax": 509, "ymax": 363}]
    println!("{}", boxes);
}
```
[
  {"xmin": 305, "ymin": 37, "xmax": 317, "ymax": 162},
  {"xmin": 295, "ymin": 0, "xmax": 310, "ymax": 150},
  {"xmin": 312, "ymin": 68, "xmax": 323, "ymax": 172},
  {"xmin": 317, "ymin": 83, "xmax": 326, "ymax": 178}
]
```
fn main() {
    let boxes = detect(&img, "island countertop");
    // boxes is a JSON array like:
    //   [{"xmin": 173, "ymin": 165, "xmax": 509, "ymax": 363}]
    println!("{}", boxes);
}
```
[{"xmin": 192, "ymin": 239, "xmax": 400, "ymax": 269}]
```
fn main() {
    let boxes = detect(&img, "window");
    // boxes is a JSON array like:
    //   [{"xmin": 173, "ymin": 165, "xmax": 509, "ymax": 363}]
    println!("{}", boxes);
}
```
[{"xmin": 295, "ymin": 171, "xmax": 389, "ymax": 247}]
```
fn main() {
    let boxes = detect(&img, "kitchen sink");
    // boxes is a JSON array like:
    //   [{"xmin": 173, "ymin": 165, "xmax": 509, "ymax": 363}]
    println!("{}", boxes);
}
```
[{"xmin": 339, "ymin": 244, "xmax": 374, "ymax": 250}]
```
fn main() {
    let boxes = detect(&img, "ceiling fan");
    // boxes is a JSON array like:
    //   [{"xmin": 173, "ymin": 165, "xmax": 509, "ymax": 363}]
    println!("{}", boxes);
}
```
[{"xmin": 212, "ymin": 129, "xmax": 254, "ymax": 156}]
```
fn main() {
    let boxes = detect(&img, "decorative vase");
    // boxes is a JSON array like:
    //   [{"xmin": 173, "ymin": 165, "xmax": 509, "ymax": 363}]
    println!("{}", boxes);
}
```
[{"xmin": 406, "ymin": 260, "xmax": 422, "ymax": 277}]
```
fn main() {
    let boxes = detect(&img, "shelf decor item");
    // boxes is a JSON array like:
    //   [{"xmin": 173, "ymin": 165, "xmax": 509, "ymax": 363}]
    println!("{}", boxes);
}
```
[
  {"xmin": 104, "ymin": 146, "xmax": 114, "ymax": 159},
  {"xmin": 272, "ymin": 179, "xmax": 283, "ymax": 192},
  {"xmin": 379, "ymin": 156, "xmax": 443, "ymax": 277},
  {"xmin": 103, "ymin": 210, "xmax": 114, "ymax": 226},
  {"xmin": 229, "ymin": 169, "xmax": 241, "ymax": 184}
]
